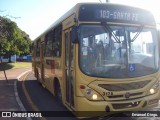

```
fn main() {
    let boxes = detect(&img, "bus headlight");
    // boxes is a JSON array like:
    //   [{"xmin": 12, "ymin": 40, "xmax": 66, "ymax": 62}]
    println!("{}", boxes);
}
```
[
  {"xmin": 85, "ymin": 89, "xmax": 104, "ymax": 101},
  {"xmin": 150, "ymin": 88, "xmax": 155, "ymax": 94},
  {"xmin": 84, "ymin": 88, "xmax": 104, "ymax": 101},
  {"xmin": 149, "ymin": 81, "xmax": 159, "ymax": 95},
  {"xmin": 92, "ymin": 94, "xmax": 98, "ymax": 100}
]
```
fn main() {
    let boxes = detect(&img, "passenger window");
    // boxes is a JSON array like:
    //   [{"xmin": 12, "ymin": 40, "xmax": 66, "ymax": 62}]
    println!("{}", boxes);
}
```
[
  {"xmin": 45, "ymin": 30, "xmax": 54, "ymax": 57},
  {"xmin": 53, "ymin": 25, "xmax": 62, "ymax": 57},
  {"xmin": 44, "ymin": 24, "xmax": 62, "ymax": 57},
  {"xmin": 36, "ymin": 40, "xmax": 40, "ymax": 57}
]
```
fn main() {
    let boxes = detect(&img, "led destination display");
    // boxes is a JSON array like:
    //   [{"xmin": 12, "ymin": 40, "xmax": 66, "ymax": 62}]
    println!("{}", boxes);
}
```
[{"xmin": 79, "ymin": 4, "xmax": 155, "ymax": 25}]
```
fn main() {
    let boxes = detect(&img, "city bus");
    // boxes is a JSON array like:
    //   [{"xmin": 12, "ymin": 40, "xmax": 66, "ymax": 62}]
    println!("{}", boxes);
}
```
[{"xmin": 32, "ymin": 3, "xmax": 160, "ymax": 117}]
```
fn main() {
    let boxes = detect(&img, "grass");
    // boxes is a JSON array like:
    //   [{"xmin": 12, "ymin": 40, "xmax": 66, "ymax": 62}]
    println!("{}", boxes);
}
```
[{"xmin": 0, "ymin": 62, "xmax": 32, "ymax": 71}]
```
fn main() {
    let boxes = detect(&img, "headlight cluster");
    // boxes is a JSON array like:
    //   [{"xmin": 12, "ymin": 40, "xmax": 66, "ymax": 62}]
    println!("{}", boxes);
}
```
[
  {"xmin": 80, "ymin": 85, "xmax": 104, "ymax": 101},
  {"xmin": 149, "ymin": 81, "xmax": 159, "ymax": 94},
  {"xmin": 149, "ymin": 88, "xmax": 155, "ymax": 94}
]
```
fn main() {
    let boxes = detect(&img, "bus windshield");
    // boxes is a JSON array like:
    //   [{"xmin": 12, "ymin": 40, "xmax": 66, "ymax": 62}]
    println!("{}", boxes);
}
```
[{"xmin": 79, "ymin": 24, "xmax": 159, "ymax": 78}]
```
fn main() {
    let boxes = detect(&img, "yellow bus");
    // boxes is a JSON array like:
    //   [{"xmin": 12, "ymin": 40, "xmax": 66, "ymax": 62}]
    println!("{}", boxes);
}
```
[{"xmin": 32, "ymin": 3, "xmax": 160, "ymax": 117}]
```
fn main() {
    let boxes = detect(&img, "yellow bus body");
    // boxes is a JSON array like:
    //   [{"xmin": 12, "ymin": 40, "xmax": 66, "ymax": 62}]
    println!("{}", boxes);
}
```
[{"xmin": 32, "ymin": 3, "xmax": 160, "ymax": 118}]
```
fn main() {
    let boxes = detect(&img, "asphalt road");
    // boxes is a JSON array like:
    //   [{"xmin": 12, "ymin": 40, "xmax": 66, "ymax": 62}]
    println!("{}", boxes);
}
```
[{"xmin": 17, "ymin": 72, "xmax": 160, "ymax": 120}]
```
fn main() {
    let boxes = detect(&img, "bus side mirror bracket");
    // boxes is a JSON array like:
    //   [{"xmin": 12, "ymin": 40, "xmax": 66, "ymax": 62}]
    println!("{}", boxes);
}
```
[{"xmin": 71, "ymin": 26, "xmax": 78, "ymax": 43}]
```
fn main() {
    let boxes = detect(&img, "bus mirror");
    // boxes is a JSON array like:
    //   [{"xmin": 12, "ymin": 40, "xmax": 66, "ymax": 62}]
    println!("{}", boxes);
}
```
[{"xmin": 71, "ymin": 26, "xmax": 78, "ymax": 43}]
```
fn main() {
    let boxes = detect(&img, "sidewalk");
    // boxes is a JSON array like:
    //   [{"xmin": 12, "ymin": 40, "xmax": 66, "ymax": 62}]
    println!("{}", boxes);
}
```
[
  {"xmin": 0, "ymin": 68, "xmax": 31, "ymax": 80},
  {"xmin": 0, "ymin": 68, "xmax": 31, "ymax": 119}
]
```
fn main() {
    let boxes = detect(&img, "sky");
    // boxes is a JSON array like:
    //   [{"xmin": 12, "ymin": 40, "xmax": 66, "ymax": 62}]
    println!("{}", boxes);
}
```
[{"xmin": 0, "ymin": 0, "xmax": 160, "ymax": 40}]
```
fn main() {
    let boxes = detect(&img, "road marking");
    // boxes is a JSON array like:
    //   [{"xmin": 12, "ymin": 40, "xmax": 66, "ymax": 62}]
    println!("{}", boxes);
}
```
[
  {"xmin": 17, "ymin": 69, "xmax": 32, "ymax": 80},
  {"xmin": 22, "ymin": 72, "xmax": 46, "ymax": 120},
  {"xmin": 14, "ymin": 69, "xmax": 32, "ymax": 120}
]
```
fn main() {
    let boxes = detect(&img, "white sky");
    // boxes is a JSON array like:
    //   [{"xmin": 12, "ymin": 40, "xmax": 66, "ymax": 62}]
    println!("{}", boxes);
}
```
[{"xmin": 0, "ymin": 0, "xmax": 160, "ymax": 40}]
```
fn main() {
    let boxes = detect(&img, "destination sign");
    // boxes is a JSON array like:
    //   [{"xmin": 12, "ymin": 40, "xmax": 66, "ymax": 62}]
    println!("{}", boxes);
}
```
[
  {"xmin": 79, "ymin": 4, "xmax": 155, "ymax": 25},
  {"xmin": 98, "ymin": 10, "xmax": 139, "ymax": 22}
]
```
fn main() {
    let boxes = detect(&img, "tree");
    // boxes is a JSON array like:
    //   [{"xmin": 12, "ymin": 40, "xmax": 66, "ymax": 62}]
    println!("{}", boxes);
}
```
[
  {"xmin": 0, "ymin": 13, "xmax": 29, "ymax": 82},
  {"xmin": 0, "ymin": 16, "xmax": 32, "ymax": 62}
]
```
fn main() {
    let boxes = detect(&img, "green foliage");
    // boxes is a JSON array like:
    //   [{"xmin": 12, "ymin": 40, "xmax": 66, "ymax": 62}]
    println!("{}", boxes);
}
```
[{"xmin": 0, "ymin": 16, "xmax": 32, "ymax": 62}]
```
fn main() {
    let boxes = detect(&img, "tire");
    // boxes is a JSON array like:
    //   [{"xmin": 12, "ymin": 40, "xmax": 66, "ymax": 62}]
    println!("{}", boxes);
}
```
[
  {"xmin": 55, "ymin": 81, "xmax": 62, "ymax": 104},
  {"xmin": 36, "ymin": 70, "xmax": 41, "ymax": 85}
]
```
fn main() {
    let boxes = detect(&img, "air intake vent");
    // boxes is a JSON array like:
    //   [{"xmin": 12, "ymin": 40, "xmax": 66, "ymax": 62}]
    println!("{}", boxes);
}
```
[{"xmin": 99, "ymin": 80, "xmax": 151, "ymax": 91}]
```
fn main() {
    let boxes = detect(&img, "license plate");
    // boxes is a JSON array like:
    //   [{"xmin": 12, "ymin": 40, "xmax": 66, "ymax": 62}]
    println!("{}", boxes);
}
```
[{"xmin": 148, "ymin": 99, "xmax": 159, "ymax": 105}]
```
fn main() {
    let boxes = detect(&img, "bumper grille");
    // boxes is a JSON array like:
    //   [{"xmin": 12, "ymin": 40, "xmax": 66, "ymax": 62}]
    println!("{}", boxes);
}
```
[
  {"xmin": 108, "ymin": 92, "xmax": 143, "ymax": 99},
  {"xmin": 112, "ymin": 101, "xmax": 140, "ymax": 109}
]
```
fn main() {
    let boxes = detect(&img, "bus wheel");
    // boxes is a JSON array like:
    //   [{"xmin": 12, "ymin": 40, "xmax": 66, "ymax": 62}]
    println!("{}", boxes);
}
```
[
  {"xmin": 36, "ymin": 70, "xmax": 41, "ymax": 85},
  {"xmin": 55, "ymin": 81, "xmax": 62, "ymax": 104}
]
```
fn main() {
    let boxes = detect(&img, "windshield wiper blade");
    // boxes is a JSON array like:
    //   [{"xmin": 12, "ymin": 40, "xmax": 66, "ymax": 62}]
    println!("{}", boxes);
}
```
[
  {"xmin": 131, "ymin": 25, "xmax": 144, "ymax": 42},
  {"xmin": 101, "ymin": 22, "xmax": 120, "ymax": 43}
]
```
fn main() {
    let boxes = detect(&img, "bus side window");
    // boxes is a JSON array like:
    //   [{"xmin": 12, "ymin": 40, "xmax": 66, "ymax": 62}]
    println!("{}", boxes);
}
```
[
  {"xmin": 45, "ymin": 31, "xmax": 53, "ymax": 57},
  {"xmin": 36, "ymin": 40, "xmax": 40, "ymax": 57},
  {"xmin": 53, "ymin": 25, "xmax": 62, "ymax": 57}
]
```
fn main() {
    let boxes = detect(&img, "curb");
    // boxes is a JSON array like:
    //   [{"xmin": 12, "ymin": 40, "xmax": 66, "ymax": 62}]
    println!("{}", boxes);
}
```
[{"xmin": 14, "ymin": 69, "xmax": 32, "ymax": 120}]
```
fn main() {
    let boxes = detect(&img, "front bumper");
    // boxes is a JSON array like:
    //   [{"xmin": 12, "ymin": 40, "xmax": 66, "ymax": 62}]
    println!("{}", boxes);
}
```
[{"xmin": 75, "ymin": 90, "xmax": 160, "ymax": 117}]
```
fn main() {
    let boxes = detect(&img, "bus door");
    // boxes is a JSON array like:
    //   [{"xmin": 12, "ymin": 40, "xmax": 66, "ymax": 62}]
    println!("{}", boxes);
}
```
[
  {"xmin": 40, "ymin": 42, "xmax": 45, "ymax": 83},
  {"xmin": 64, "ymin": 28, "xmax": 75, "ymax": 108}
]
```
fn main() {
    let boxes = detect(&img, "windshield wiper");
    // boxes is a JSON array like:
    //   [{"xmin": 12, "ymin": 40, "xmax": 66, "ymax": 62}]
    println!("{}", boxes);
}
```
[
  {"xmin": 131, "ymin": 25, "xmax": 144, "ymax": 42},
  {"xmin": 101, "ymin": 22, "xmax": 120, "ymax": 43}
]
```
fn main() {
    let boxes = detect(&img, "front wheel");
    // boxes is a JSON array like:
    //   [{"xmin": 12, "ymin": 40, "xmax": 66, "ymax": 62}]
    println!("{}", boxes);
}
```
[{"xmin": 36, "ymin": 70, "xmax": 41, "ymax": 85}]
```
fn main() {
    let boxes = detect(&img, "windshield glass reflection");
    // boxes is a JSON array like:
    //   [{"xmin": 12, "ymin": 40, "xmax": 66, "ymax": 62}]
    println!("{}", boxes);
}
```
[{"xmin": 79, "ymin": 25, "xmax": 159, "ymax": 78}]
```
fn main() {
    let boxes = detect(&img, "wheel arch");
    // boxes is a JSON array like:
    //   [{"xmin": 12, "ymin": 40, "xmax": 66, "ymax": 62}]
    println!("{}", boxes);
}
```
[{"xmin": 53, "ymin": 76, "xmax": 64, "ymax": 104}]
